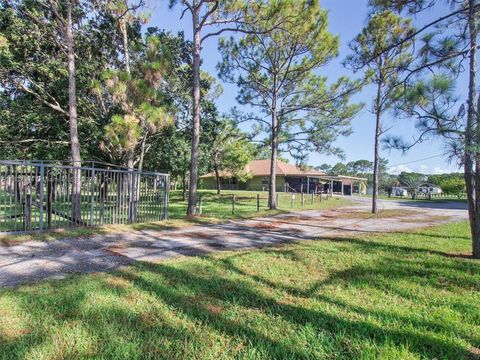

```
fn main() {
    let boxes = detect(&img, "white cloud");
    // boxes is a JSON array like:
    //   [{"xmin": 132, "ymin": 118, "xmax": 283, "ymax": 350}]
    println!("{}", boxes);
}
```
[
  {"xmin": 388, "ymin": 163, "xmax": 458, "ymax": 175},
  {"xmin": 388, "ymin": 164, "xmax": 413, "ymax": 175}
]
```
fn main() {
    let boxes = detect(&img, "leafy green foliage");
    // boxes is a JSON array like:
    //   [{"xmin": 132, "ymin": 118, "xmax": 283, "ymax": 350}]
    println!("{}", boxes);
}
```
[
  {"xmin": 398, "ymin": 171, "xmax": 427, "ymax": 199},
  {"xmin": 211, "ymin": 119, "xmax": 254, "ymax": 187},
  {"xmin": 218, "ymin": 0, "xmax": 361, "ymax": 163},
  {"xmin": 0, "ymin": 0, "xmax": 124, "ymax": 161},
  {"xmin": 100, "ymin": 34, "xmax": 174, "ymax": 165}
]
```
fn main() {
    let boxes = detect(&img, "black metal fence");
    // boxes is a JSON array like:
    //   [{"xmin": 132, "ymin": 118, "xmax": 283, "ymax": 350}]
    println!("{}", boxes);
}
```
[{"xmin": 0, "ymin": 160, "xmax": 169, "ymax": 232}]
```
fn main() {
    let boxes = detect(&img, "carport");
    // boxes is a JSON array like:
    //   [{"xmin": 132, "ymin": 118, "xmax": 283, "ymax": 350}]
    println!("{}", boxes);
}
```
[{"xmin": 318, "ymin": 175, "xmax": 368, "ymax": 196}]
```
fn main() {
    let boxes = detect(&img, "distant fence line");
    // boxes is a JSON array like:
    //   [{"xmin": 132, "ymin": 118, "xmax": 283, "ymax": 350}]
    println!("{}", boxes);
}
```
[
  {"xmin": 195, "ymin": 192, "xmax": 333, "ymax": 217},
  {"xmin": 0, "ymin": 160, "xmax": 169, "ymax": 232}
]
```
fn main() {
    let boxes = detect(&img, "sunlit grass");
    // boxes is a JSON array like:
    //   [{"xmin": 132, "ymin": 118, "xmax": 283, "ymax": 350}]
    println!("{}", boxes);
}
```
[
  {"xmin": 169, "ymin": 190, "xmax": 351, "ymax": 219},
  {"xmin": 0, "ymin": 221, "xmax": 478, "ymax": 359}
]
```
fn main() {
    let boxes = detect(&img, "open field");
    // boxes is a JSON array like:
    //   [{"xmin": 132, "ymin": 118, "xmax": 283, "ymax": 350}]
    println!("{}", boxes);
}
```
[
  {"xmin": 169, "ymin": 190, "xmax": 350, "ymax": 219},
  {"xmin": 0, "ymin": 220, "xmax": 478, "ymax": 359}
]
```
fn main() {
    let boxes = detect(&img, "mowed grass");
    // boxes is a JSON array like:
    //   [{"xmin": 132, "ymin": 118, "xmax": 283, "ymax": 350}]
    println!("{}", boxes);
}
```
[
  {"xmin": 169, "ymin": 190, "xmax": 350, "ymax": 219},
  {"xmin": 1, "ymin": 222, "xmax": 479, "ymax": 359}
]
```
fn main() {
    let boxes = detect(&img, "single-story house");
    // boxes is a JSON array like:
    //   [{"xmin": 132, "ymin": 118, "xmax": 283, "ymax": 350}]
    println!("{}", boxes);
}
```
[{"xmin": 200, "ymin": 159, "xmax": 367, "ymax": 195}]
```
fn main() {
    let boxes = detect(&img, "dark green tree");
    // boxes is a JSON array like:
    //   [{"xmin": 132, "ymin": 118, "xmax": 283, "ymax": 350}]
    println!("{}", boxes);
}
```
[
  {"xmin": 218, "ymin": 0, "xmax": 361, "ymax": 209},
  {"xmin": 210, "ymin": 118, "xmax": 253, "ymax": 194}
]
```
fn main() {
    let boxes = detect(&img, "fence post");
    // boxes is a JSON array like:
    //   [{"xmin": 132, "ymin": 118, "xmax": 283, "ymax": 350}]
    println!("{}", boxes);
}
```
[
  {"xmin": 163, "ymin": 175, "xmax": 169, "ymax": 220},
  {"xmin": 232, "ymin": 194, "xmax": 236, "ymax": 214},
  {"xmin": 276, "ymin": 193, "xmax": 279, "ymax": 208},
  {"xmin": 24, "ymin": 193, "xmax": 31, "ymax": 231},
  {"xmin": 311, "ymin": 192, "xmax": 314, "ymax": 205},
  {"xmin": 99, "ymin": 172, "xmax": 105, "ymax": 225},
  {"xmin": 257, "ymin": 194, "xmax": 260, "ymax": 212},
  {"xmin": 47, "ymin": 172, "xmax": 53, "ymax": 228},
  {"xmin": 198, "ymin": 194, "xmax": 203, "ymax": 215},
  {"xmin": 291, "ymin": 194, "xmax": 295, "ymax": 208},
  {"xmin": 39, "ymin": 162, "xmax": 44, "ymax": 231},
  {"xmin": 301, "ymin": 192, "xmax": 304, "ymax": 207},
  {"xmin": 90, "ymin": 168, "xmax": 95, "ymax": 226}
]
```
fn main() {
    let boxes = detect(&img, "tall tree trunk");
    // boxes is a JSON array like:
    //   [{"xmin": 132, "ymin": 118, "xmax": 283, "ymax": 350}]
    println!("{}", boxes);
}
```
[
  {"xmin": 372, "ymin": 82, "xmax": 382, "ymax": 214},
  {"xmin": 268, "ymin": 109, "xmax": 278, "ymax": 209},
  {"xmin": 119, "ymin": 0, "xmax": 131, "ymax": 75},
  {"xmin": 118, "ymin": 5, "xmax": 136, "ymax": 222},
  {"xmin": 119, "ymin": 7, "xmax": 132, "ymax": 169},
  {"xmin": 138, "ymin": 134, "xmax": 147, "ymax": 171},
  {"xmin": 187, "ymin": 6, "xmax": 201, "ymax": 216},
  {"xmin": 465, "ymin": 0, "xmax": 479, "ymax": 259},
  {"xmin": 66, "ymin": 0, "xmax": 82, "ymax": 224},
  {"xmin": 214, "ymin": 161, "xmax": 221, "ymax": 195}
]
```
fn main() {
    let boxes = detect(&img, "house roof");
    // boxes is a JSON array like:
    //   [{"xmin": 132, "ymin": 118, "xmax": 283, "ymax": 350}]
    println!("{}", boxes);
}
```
[
  {"xmin": 317, "ymin": 175, "xmax": 368, "ymax": 182},
  {"xmin": 200, "ymin": 159, "xmax": 325, "ymax": 178}
]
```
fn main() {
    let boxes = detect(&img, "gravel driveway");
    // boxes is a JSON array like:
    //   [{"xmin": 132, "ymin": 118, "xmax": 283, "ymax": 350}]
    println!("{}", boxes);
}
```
[{"xmin": 0, "ymin": 197, "xmax": 468, "ymax": 287}]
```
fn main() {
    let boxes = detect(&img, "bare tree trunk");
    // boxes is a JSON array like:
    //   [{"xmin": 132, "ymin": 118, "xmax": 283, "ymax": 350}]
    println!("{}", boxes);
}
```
[
  {"xmin": 138, "ymin": 134, "xmax": 148, "ymax": 171},
  {"xmin": 119, "ymin": 1, "xmax": 131, "ymax": 75},
  {"xmin": 214, "ymin": 162, "xmax": 221, "ymax": 195},
  {"xmin": 66, "ymin": 0, "xmax": 82, "ymax": 224},
  {"xmin": 372, "ymin": 82, "xmax": 382, "ymax": 214},
  {"xmin": 187, "ymin": 5, "xmax": 201, "ymax": 216},
  {"xmin": 117, "ymin": 3, "xmax": 137, "ymax": 222},
  {"xmin": 465, "ymin": 0, "xmax": 479, "ymax": 259},
  {"xmin": 268, "ymin": 110, "xmax": 278, "ymax": 209}
]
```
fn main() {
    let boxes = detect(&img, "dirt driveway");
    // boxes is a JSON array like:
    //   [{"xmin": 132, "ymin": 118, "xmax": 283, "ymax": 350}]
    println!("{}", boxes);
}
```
[{"xmin": 0, "ymin": 197, "xmax": 468, "ymax": 287}]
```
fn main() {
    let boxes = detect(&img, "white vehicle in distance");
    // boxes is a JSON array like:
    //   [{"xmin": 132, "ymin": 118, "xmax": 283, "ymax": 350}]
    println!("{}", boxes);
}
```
[{"xmin": 391, "ymin": 187, "xmax": 408, "ymax": 197}]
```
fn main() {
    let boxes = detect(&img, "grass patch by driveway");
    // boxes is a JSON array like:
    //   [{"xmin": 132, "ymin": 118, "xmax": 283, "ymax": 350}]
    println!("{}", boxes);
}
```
[{"xmin": 0, "ymin": 221, "xmax": 479, "ymax": 359}]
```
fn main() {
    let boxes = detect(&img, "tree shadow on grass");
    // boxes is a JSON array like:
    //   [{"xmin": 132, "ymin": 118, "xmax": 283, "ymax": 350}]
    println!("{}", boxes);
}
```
[
  {"xmin": 212, "ymin": 237, "xmax": 479, "ymax": 299},
  {"xmin": 0, "ymin": 275, "xmax": 235, "ymax": 359},
  {"xmin": 123, "ymin": 261, "xmax": 477, "ymax": 359},
  {"xmin": 1, "ymin": 255, "xmax": 478, "ymax": 359},
  {"xmin": 1, "ymin": 231, "xmax": 479, "ymax": 359}
]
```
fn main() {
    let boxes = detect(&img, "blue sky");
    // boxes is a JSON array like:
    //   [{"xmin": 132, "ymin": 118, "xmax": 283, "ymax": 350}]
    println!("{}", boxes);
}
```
[{"xmin": 150, "ymin": 0, "xmax": 465, "ymax": 174}]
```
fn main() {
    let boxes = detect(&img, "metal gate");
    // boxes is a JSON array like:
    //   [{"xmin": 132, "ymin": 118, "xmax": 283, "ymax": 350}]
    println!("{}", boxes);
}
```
[{"xmin": 0, "ymin": 160, "xmax": 169, "ymax": 232}]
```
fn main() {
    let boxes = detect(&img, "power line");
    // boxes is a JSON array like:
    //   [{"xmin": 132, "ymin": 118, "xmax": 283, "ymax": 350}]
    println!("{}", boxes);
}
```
[{"xmin": 387, "ymin": 153, "xmax": 445, "ymax": 168}]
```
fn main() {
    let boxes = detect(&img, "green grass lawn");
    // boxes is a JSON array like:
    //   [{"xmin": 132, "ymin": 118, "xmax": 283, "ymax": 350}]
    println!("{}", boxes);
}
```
[
  {"xmin": 169, "ymin": 190, "xmax": 350, "ymax": 219},
  {"xmin": 1, "ymin": 221, "xmax": 479, "ymax": 359}
]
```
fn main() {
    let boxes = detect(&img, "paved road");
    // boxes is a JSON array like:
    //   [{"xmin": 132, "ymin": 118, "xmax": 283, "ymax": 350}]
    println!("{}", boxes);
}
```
[{"xmin": 0, "ymin": 197, "xmax": 468, "ymax": 287}]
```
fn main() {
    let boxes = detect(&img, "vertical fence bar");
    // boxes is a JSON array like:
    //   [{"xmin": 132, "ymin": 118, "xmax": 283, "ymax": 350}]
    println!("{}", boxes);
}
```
[
  {"xmin": 24, "ymin": 193, "xmax": 31, "ymax": 231},
  {"xmin": 39, "ymin": 162, "xmax": 44, "ymax": 231},
  {"xmin": 232, "ymin": 194, "xmax": 236, "ymax": 215},
  {"xmin": 90, "ymin": 168, "xmax": 95, "ymax": 226},
  {"xmin": 8, "ymin": 165, "xmax": 12, "ymax": 231},
  {"xmin": 47, "ymin": 169, "xmax": 52, "ymax": 228},
  {"xmin": 13, "ymin": 164, "xmax": 17, "ymax": 232},
  {"xmin": 99, "ymin": 171, "xmax": 104, "ymax": 225},
  {"xmin": 2, "ymin": 165, "xmax": 6, "ymax": 231},
  {"xmin": 257, "ymin": 194, "xmax": 260, "ymax": 212},
  {"xmin": 162, "ymin": 175, "xmax": 169, "ymax": 220}
]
